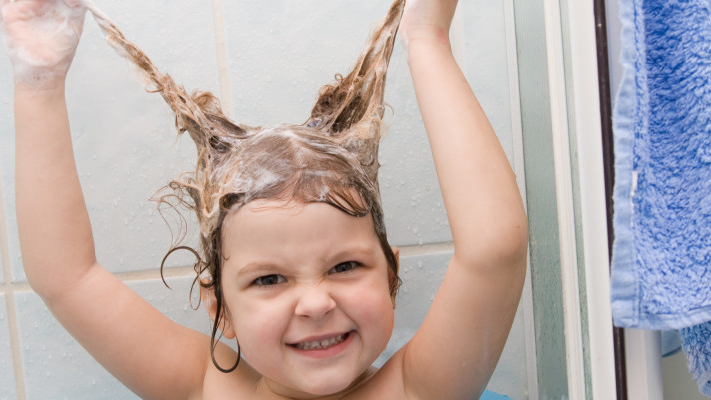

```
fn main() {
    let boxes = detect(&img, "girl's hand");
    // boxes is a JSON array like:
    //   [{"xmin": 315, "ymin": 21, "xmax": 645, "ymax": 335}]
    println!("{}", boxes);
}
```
[
  {"xmin": 400, "ymin": 0, "xmax": 458, "ymax": 48},
  {"xmin": 1, "ymin": 0, "xmax": 85, "ymax": 87}
]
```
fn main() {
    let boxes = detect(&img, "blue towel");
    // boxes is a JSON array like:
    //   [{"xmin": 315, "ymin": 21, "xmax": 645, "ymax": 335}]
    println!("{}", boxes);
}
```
[
  {"xmin": 611, "ymin": 0, "xmax": 711, "ymax": 330},
  {"xmin": 611, "ymin": 0, "xmax": 711, "ymax": 395},
  {"xmin": 681, "ymin": 322, "xmax": 711, "ymax": 396}
]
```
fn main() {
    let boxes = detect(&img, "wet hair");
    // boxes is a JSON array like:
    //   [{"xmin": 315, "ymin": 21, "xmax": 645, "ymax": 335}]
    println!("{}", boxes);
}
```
[{"xmin": 84, "ymin": 0, "xmax": 405, "ymax": 373}]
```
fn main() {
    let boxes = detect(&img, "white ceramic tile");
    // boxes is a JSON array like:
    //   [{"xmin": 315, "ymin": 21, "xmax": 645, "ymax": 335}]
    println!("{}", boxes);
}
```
[
  {"xmin": 0, "ymin": 295, "xmax": 17, "ymax": 399},
  {"xmin": 2, "ymin": 0, "xmax": 219, "ymax": 282},
  {"xmin": 222, "ymin": 1, "xmax": 517, "ymax": 247},
  {"xmin": 16, "ymin": 290, "xmax": 138, "ymax": 399},
  {"xmin": 15, "ymin": 275, "xmax": 212, "ymax": 399},
  {"xmin": 15, "ymin": 275, "xmax": 220, "ymax": 399},
  {"xmin": 127, "ymin": 275, "xmax": 213, "ymax": 338},
  {"xmin": 487, "ymin": 301, "xmax": 529, "ymax": 399},
  {"xmin": 223, "ymin": 1, "xmax": 388, "ymax": 126},
  {"xmin": 375, "ymin": 250, "xmax": 528, "ymax": 399}
]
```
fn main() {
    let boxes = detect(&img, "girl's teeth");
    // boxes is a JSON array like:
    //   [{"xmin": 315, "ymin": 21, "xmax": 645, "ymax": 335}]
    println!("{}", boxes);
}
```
[{"xmin": 295, "ymin": 333, "xmax": 347, "ymax": 350}]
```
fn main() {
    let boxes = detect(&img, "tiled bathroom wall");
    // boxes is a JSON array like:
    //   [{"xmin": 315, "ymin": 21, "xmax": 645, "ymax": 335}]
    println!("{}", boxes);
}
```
[{"xmin": 0, "ymin": 1, "xmax": 531, "ymax": 398}]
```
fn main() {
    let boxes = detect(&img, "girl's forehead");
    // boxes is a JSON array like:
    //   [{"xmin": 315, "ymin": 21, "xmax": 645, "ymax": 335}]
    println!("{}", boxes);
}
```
[
  {"xmin": 237, "ymin": 199, "xmax": 304, "ymax": 214},
  {"xmin": 224, "ymin": 199, "xmax": 372, "ymax": 232},
  {"xmin": 221, "ymin": 200, "xmax": 379, "ymax": 255}
]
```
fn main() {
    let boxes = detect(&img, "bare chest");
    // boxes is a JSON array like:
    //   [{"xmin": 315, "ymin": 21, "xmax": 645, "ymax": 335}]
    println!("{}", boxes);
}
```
[{"xmin": 197, "ymin": 364, "xmax": 407, "ymax": 400}]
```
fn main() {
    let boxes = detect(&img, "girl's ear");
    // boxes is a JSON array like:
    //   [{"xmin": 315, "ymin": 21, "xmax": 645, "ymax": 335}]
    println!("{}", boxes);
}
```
[
  {"xmin": 392, "ymin": 246, "xmax": 400, "ymax": 263},
  {"xmin": 200, "ymin": 285, "xmax": 236, "ymax": 339}
]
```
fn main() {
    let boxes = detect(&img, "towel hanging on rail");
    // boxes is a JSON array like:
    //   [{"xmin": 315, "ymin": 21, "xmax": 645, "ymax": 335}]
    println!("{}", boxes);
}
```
[{"xmin": 611, "ymin": 0, "xmax": 711, "ymax": 395}]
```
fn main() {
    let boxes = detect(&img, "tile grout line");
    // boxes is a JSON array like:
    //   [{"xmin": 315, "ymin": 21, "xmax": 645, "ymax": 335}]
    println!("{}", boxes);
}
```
[
  {"xmin": 0, "ymin": 166, "xmax": 27, "ymax": 400},
  {"xmin": 210, "ymin": 0, "xmax": 234, "ymax": 119},
  {"xmin": 398, "ymin": 242, "xmax": 453, "ymax": 257},
  {"xmin": 2, "ymin": 241, "xmax": 455, "ymax": 290}
]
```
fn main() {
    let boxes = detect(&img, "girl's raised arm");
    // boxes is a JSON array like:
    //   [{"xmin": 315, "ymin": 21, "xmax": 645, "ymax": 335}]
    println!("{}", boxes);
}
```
[
  {"xmin": 396, "ymin": 1, "xmax": 528, "ymax": 398},
  {"xmin": 4, "ymin": 1, "xmax": 213, "ymax": 398}
]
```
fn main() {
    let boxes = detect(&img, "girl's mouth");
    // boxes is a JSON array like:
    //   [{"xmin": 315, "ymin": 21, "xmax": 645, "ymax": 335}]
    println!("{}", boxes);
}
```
[{"xmin": 291, "ymin": 331, "xmax": 351, "ymax": 350}]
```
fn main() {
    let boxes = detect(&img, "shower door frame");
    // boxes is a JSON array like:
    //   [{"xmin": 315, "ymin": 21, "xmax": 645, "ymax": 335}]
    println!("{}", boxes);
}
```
[
  {"xmin": 547, "ymin": 0, "xmax": 618, "ymax": 397},
  {"xmin": 519, "ymin": 0, "xmax": 620, "ymax": 397}
]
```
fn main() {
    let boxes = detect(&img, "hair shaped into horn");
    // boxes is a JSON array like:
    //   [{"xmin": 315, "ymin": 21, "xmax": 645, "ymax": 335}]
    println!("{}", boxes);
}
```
[
  {"xmin": 83, "ymin": 0, "xmax": 255, "ymax": 152},
  {"xmin": 307, "ymin": 0, "xmax": 405, "ymax": 184}
]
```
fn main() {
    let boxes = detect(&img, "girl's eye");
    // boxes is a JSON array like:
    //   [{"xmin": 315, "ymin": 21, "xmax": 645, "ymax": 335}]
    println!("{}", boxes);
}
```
[
  {"xmin": 253, "ymin": 274, "xmax": 286, "ymax": 287},
  {"xmin": 330, "ymin": 261, "xmax": 360, "ymax": 274}
]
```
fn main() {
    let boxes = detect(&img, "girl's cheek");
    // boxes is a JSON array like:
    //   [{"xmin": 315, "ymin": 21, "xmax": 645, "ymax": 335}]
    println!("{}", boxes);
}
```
[
  {"xmin": 350, "ymin": 286, "xmax": 393, "ymax": 323},
  {"xmin": 235, "ymin": 298, "xmax": 288, "ymax": 335}
]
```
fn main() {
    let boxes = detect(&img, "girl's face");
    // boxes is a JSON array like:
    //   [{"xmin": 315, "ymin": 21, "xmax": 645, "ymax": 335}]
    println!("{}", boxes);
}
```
[{"xmin": 219, "ymin": 200, "xmax": 395, "ymax": 397}]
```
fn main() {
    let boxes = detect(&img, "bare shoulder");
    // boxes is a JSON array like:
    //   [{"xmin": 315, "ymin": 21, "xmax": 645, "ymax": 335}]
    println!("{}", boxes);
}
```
[
  {"xmin": 197, "ymin": 341, "xmax": 263, "ymax": 400},
  {"xmin": 340, "ymin": 351, "xmax": 411, "ymax": 400}
]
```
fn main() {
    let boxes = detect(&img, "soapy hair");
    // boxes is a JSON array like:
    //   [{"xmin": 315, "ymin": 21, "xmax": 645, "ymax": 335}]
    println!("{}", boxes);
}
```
[{"xmin": 83, "ymin": 0, "xmax": 405, "ymax": 372}]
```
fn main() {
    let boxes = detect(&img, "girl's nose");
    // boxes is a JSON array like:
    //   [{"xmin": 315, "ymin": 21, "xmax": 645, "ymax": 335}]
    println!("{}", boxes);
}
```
[{"xmin": 294, "ymin": 285, "xmax": 337, "ymax": 320}]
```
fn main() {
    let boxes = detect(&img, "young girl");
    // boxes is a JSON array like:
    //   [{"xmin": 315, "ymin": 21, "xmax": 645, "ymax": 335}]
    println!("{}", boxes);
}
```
[{"xmin": 3, "ymin": 0, "xmax": 528, "ymax": 398}]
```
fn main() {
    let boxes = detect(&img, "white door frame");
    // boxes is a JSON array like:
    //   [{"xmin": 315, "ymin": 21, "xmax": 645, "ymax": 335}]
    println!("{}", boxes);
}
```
[{"xmin": 544, "ymin": 0, "xmax": 619, "ymax": 398}]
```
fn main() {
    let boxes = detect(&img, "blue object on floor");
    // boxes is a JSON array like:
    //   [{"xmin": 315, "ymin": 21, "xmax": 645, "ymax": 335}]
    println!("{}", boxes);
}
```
[
  {"xmin": 611, "ymin": 0, "xmax": 711, "ymax": 395},
  {"xmin": 480, "ymin": 390, "xmax": 512, "ymax": 400}
]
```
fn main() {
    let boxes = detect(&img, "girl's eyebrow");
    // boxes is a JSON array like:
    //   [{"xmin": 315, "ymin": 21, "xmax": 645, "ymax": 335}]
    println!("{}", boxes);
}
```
[
  {"xmin": 325, "ymin": 246, "xmax": 377, "ymax": 265},
  {"xmin": 236, "ymin": 262, "xmax": 282, "ymax": 277},
  {"xmin": 236, "ymin": 246, "xmax": 376, "ymax": 276}
]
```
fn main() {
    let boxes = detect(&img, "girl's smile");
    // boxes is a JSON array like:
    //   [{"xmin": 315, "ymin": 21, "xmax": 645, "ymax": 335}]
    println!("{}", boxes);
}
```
[
  {"xmin": 218, "ymin": 200, "xmax": 396, "ymax": 397},
  {"xmin": 289, "ymin": 330, "xmax": 353, "ymax": 355}
]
